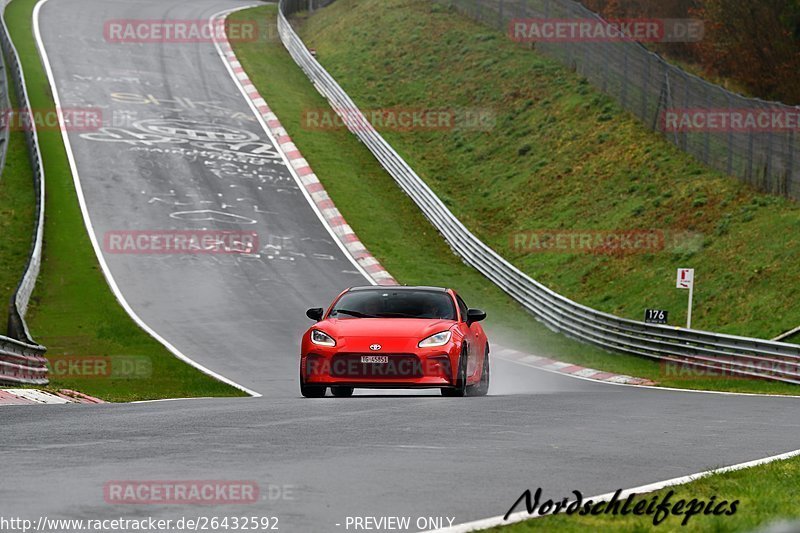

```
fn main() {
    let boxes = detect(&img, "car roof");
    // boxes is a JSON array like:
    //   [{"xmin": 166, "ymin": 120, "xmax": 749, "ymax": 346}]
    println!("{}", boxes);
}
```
[{"xmin": 347, "ymin": 285, "xmax": 450, "ymax": 293}]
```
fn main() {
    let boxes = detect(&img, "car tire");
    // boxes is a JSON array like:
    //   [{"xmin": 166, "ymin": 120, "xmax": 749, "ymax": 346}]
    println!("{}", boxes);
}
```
[
  {"xmin": 300, "ymin": 367, "xmax": 326, "ymax": 398},
  {"xmin": 300, "ymin": 383, "xmax": 326, "ymax": 398},
  {"xmin": 467, "ymin": 346, "xmax": 490, "ymax": 397},
  {"xmin": 441, "ymin": 347, "xmax": 468, "ymax": 397},
  {"xmin": 331, "ymin": 386, "xmax": 354, "ymax": 397}
]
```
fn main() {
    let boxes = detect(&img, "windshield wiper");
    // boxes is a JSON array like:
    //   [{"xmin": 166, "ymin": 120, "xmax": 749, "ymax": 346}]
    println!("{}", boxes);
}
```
[
  {"xmin": 375, "ymin": 312, "xmax": 425, "ymax": 318},
  {"xmin": 332, "ymin": 309, "xmax": 377, "ymax": 318}
]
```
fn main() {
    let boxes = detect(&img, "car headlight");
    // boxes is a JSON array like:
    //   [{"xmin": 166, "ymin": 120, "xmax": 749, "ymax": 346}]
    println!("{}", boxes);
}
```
[
  {"xmin": 310, "ymin": 329, "xmax": 336, "ymax": 347},
  {"xmin": 418, "ymin": 330, "xmax": 452, "ymax": 348}
]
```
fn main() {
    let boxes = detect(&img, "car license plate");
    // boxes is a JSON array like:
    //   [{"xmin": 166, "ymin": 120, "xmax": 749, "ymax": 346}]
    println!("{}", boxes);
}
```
[{"xmin": 361, "ymin": 355, "xmax": 388, "ymax": 364}]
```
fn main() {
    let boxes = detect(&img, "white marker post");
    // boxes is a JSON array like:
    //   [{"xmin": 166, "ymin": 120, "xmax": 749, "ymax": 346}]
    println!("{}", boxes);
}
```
[{"xmin": 676, "ymin": 268, "xmax": 695, "ymax": 329}]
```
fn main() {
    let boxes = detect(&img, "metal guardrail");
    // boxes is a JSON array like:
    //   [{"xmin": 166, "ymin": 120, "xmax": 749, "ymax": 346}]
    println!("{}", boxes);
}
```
[
  {"xmin": 0, "ymin": 24, "xmax": 9, "ymax": 181},
  {"xmin": 0, "ymin": 5, "xmax": 48, "ymax": 384},
  {"xmin": 0, "ymin": 335, "xmax": 48, "ymax": 385},
  {"xmin": 277, "ymin": 0, "xmax": 800, "ymax": 385}
]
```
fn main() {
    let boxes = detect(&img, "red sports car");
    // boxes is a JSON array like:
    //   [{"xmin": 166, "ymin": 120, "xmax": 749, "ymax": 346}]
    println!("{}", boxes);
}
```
[{"xmin": 300, "ymin": 286, "xmax": 490, "ymax": 398}]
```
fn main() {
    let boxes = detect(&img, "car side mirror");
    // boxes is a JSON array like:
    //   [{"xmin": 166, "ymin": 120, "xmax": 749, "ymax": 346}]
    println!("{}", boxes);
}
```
[
  {"xmin": 466, "ymin": 308, "xmax": 486, "ymax": 325},
  {"xmin": 306, "ymin": 307, "xmax": 324, "ymax": 321}
]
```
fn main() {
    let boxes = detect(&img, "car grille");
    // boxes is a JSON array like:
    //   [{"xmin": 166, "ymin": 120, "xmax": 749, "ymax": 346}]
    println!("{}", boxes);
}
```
[{"xmin": 330, "ymin": 353, "xmax": 424, "ymax": 379}]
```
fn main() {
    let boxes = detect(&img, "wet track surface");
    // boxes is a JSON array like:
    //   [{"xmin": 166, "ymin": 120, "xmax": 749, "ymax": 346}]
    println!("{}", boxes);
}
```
[{"xmin": 2, "ymin": 0, "xmax": 799, "ymax": 530}]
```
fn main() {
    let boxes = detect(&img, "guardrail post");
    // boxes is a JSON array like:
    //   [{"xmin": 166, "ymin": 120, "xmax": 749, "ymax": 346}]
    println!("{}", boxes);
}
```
[{"xmin": 499, "ymin": 0, "xmax": 505, "ymax": 32}]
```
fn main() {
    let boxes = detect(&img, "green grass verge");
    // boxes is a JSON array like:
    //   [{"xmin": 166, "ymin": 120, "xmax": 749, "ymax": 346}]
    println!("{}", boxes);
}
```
[
  {"xmin": 4, "ymin": 0, "xmax": 244, "ymax": 401},
  {"xmin": 0, "ymin": 64, "xmax": 36, "ymax": 335},
  {"xmin": 487, "ymin": 455, "xmax": 800, "ymax": 532},
  {"xmin": 228, "ymin": 5, "xmax": 800, "ymax": 395}
]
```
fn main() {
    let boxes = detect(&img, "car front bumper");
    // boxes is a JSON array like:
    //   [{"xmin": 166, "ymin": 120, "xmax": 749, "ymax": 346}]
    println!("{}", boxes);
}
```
[{"xmin": 301, "ymin": 350, "xmax": 457, "ymax": 387}]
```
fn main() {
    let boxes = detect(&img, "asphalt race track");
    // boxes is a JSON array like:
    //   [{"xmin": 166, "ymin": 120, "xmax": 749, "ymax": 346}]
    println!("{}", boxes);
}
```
[{"xmin": 2, "ymin": 0, "xmax": 800, "ymax": 531}]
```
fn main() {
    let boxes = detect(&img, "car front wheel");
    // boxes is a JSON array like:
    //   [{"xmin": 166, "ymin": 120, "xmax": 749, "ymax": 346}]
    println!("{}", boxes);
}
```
[
  {"xmin": 467, "ymin": 346, "xmax": 490, "ymax": 397},
  {"xmin": 300, "ymin": 367, "xmax": 327, "ymax": 398},
  {"xmin": 441, "ymin": 347, "xmax": 468, "ymax": 397},
  {"xmin": 331, "ymin": 386, "xmax": 354, "ymax": 397}
]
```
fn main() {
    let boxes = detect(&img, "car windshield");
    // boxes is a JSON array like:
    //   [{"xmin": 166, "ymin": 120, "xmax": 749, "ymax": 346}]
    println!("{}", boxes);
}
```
[{"xmin": 330, "ymin": 290, "xmax": 457, "ymax": 320}]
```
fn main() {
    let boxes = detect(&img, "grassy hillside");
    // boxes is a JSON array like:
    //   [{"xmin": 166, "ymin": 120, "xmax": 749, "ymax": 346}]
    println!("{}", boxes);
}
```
[{"xmin": 296, "ymin": 0, "xmax": 800, "ymax": 341}]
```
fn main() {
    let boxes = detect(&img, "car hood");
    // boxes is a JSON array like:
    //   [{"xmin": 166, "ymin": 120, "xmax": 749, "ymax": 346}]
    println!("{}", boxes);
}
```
[{"xmin": 319, "ymin": 318, "xmax": 455, "ymax": 339}]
